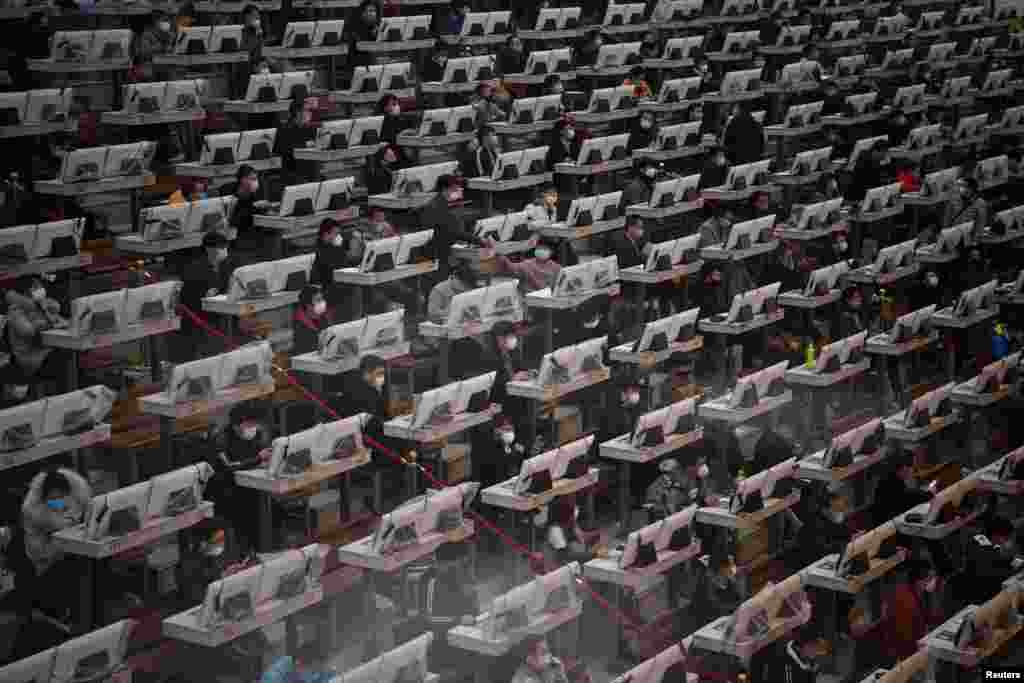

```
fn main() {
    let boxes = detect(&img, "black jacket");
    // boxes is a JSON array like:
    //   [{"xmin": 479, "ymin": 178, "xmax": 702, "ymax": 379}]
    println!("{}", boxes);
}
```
[
  {"xmin": 608, "ymin": 231, "xmax": 647, "ymax": 269},
  {"xmin": 872, "ymin": 471, "xmax": 932, "ymax": 528},
  {"xmin": 699, "ymin": 160, "xmax": 729, "ymax": 190},
  {"xmin": 545, "ymin": 138, "xmax": 579, "ymax": 170},
  {"xmin": 419, "ymin": 193, "xmax": 484, "ymax": 279},
  {"xmin": 292, "ymin": 309, "xmax": 327, "ymax": 355},
  {"xmin": 181, "ymin": 255, "xmax": 235, "ymax": 315},
  {"xmin": 621, "ymin": 177, "xmax": 653, "ymax": 209},
  {"xmin": 723, "ymin": 112, "xmax": 765, "ymax": 165},
  {"xmin": 756, "ymin": 640, "xmax": 818, "ymax": 683},
  {"xmin": 471, "ymin": 433, "xmax": 524, "ymax": 489},
  {"xmin": 497, "ymin": 47, "xmax": 526, "ymax": 75}
]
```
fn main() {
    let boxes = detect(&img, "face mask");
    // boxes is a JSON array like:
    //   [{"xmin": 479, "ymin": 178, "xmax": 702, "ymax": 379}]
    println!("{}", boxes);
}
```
[
  {"xmin": 241, "ymin": 426, "xmax": 258, "ymax": 441},
  {"xmin": 926, "ymin": 275, "xmax": 939, "ymax": 287},
  {"xmin": 388, "ymin": 105, "xmax": 400, "ymax": 115},
  {"xmin": 836, "ymin": 240, "xmax": 848, "ymax": 253},
  {"xmin": 499, "ymin": 430, "xmax": 515, "ymax": 444},
  {"xmin": 313, "ymin": 301, "xmax": 327, "ymax": 316},
  {"xmin": 697, "ymin": 464, "xmax": 710, "ymax": 479},
  {"xmin": 504, "ymin": 336, "xmax": 519, "ymax": 351},
  {"xmin": 624, "ymin": 392, "xmax": 640, "ymax": 405},
  {"xmin": 10, "ymin": 385, "xmax": 29, "ymax": 399},
  {"xmin": 31, "ymin": 288, "xmax": 46, "ymax": 301},
  {"xmin": 584, "ymin": 317, "xmax": 601, "ymax": 329},
  {"xmin": 373, "ymin": 376, "xmax": 386, "ymax": 389},
  {"xmin": 564, "ymin": 129, "xmax": 576, "ymax": 140},
  {"xmin": 215, "ymin": 248, "xmax": 229, "ymax": 263},
  {"xmin": 158, "ymin": 20, "xmax": 171, "ymax": 32},
  {"xmin": 46, "ymin": 498, "xmax": 66, "ymax": 512},
  {"xmin": 535, "ymin": 247, "xmax": 552, "ymax": 260},
  {"xmin": 641, "ymin": 120, "xmax": 653, "ymax": 130},
  {"xmin": 645, "ymin": 167, "xmax": 657, "ymax": 178},
  {"xmin": 331, "ymin": 234, "xmax": 344, "ymax": 247},
  {"xmin": 631, "ymin": 229, "xmax": 644, "ymax": 241}
]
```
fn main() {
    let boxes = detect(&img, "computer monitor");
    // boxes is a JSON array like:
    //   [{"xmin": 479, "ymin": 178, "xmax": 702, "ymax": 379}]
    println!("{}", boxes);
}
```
[
  {"xmin": 272, "ymin": 253, "xmax": 315, "ymax": 293},
  {"xmin": 409, "ymin": 381, "xmax": 460, "ymax": 430},
  {"xmin": 860, "ymin": 183, "xmax": 902, "ymax": 215},
  {"xmin": 313, "ymin": 20, "xmax": 346, "ymax": 47},
  {"xmin": 164, "ymin": 79, "xmax": 205, "ymax": 112},
  {"xmin": 791, "ymin": 145, "xmax": 832, "ymax": 175},
  {"xmin": 890, "ymin": 304, "xmax": 935, "ymax": 344},
  {"xmin": 826, "ymin": 19, "xmax": 859, "ymax": 41},
  {"xmin": 603, "ymin": 1, "xmax": 646, "ymax": 26},
  {"xmin": 209, "ymin": 24, "xmax": 243, "ymax": 53},
  {"xmin": 52, "ymin": 620, "xmax": 133, "ymax": 683},
  {"xmin": 838, "ymin": 330, "xmax": 868, "ymax": 365},
  {"xmin": 202, "ymin": 563, "xmax": 263, "ymax": 626},
  {"xmin": 39, "ymin": 385, "xmax": 112, "ymax": 439},
  {"xmin": 316, "ymin": 414, "xmax": 367, "ymax": 463},
  {"xmin": 752, "ymin": 360, "xmax": 789, "ymax": 404},
  {"xmin": 60, "ymin": 147, "xmax": 107, "ymax": 184},
  {"xmin": 481, "ymin": 281, "xmax": 522, "ymax": 322},
  {"xmin": 663, "ymin": 35, "xmax": 704, "ymax": 61},
  {"xmin": 0, "ymin": 399, "xmax": 46, "ymax": 453},
  {"xmin": 396, "ymin": 229, "xmax": 434, "ymax": 266},
  {"xmin": 537, "ymin": 343, "xmax": 578, "ymax": 388},
  {"xmin": 278, "ymin": 182, "xmax": 320, "ymax": 218},
  {"xmin": 123, "ymin": 81, "xmax": 166, "ymax": 114},
  {"xmin": 921, "ymin": 167, "xmax": 960, "ymax": 198},
  {"xmin": 0, "ymin": 648, "xmax": 56, "ymax": 683},
  {"xmin": 933, "ymin": 222, "xmax": 971, "ymax": 255},
  {"xmin": 102, "ymin": 141, "xmax": 156, "ymax": 178},
  {"xmin": 228, "ymin": 261, "xmax": 276, "ymax": 301},
  {"xmin": 147, "ymin": 463, "xmax": 211, "ymax": 520},
  {"xmin": 316, "ymin": 118, "xmax": 354, "ymax": 150},
  {"xmin": 69, "ymin": 289, "xmax": 126, "ymax": 337},
  {"xmin": 87, "ymin": 481, "xmax": 152, "ymax": 540},
  {"xmin": 725, "ymin": 159, "xmax": 772, "ymax": 192},
  {"xmin": 256, "ymin": 549, "xmax": 310, "ymax": 605},
  {"xmin": 359, "ymin": 235, "xmax": 402, "ymax": 274},
  {"xmin": 998, "ymin": 106, "xmax": 1024, "ymax": 130},
  {"xmin": 905, "ymin": 122, "xmax": 941, "ymax": 150},
  {"xmin": 282, "ymin": 21, "xmax": 316, "ymax": 48},
  {"xmin": 534, "ymin": 7, "xmax": 562, "ymax": 30},
  {"xmin": 0, "ymin": 224, "xmax": 38, "ymax": 265},
  {"xmin": 89, "ymin": 29, "xmax": 132, "ymax": 62},
  {"xmin": 244, "ymin": 73, "xmax": 284, "ymax": 103},
  {"xmin": 200, "ymin": 132, "xmax": 241, "ymax": 166},
  {"xmin": 174, "ymin": 26, "xmax": 212, "ymax": 55},
  {"xmin": 236, "ymin": 128, "xmax": 278, "ymax": 162},
  {"xmin": 319, "ymin": 319, "xmax": 364, "ymax": 360},
  {"xmin": 514, "ymin": 445, "xmax": 562, "ymax": 495},
  {"xmin": 725, "ymin": 214, "xmax": 775, "ymax": 250},
  {"xmin": 391, "ymin": 160, "xmax": 457, "ymax": 195},
  {"xmin": 519, "ymin": 146, "xmax": 549, "ymax": 176},
  {"xmin": 269, "ymin": 423, "xmax": 323, "ymax": 478},
  {"xmin": 278, "ymin": 70, "xmax": 315, "ymax": 102},
  {"xmin": 974, "ymin": 352, "xmax": 1020, "ymax": 394},
  {"xmin": 314, "ymin": 177, "xmax": 356, "ymax": 213},
  {"xmin": 217, "ymin": 341, "xmax": 272, "ymax": 390},
  {"xmin": 446, "ymin": 286, "xmax": 486, "ymax": 328},
  {"xmin": 975, "ymin": 155, "xmax": 1010, "ymax": 186},
  {"xmin": 451, "ymin": 372, "xmax": 497, "ymax": 416},
  {"xmin": 575, "ymin": 137, "xmax": 606, "ymax": 166},
  {"xmin": 980, "ymin": 68, "xmax": 1011, "ymax": 92},
  {"xmin": 185, "ymin": 196, "xmax": 234, "ymax": 235},
  {"xmin": 167, "ymin": 355, "xmax": 223, "ymax": 403},
  {"xmin": 925, "ymin": 41, "xmax": 956, "ymax": 65},
  {"xmin": 803, "ymin": 260, "xmax": 847, "ymax": 297},
  {"xmin": 658, "ymin": 77, "xmax": 701, "ymax": 104},
  {"xmin": 24, "ymin": 88, "xmax": 73, "ymax": 124},
  {"xmin": 473, "ymin": 215, "xmax": 507, "ymax": 242},
  {"xmin": 122, "ymin": 281, "xmax": 179, "ymax": 327},
  {"xmin": 647, "ymin": 178, "xmax": 681, "ymax": 210}
]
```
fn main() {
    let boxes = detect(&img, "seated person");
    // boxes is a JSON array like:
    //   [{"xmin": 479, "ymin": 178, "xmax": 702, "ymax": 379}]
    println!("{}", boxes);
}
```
[
  {"xmin": 6, "ymin": 276, "xmax": 70, "ymax": 389},
  {"xmin": 180, "ymin": 232, "xmax": 235, "ymax": 360},
  {"xmin": 608, "ymin": 215, "xmax": 649, "ymax": 269},
  {"xmin": 471, "ymin": 415, "xmax": 526, "ymax": 490},
  {"xmin": 495, "ymin": 239, "xmax": 566, "ymax": 292},
  {"xmin": 312, "ymin": 219, "xmax": 357, "ymax": 310},
  {"xmin": 693, "ymin": 553, "xmax": 743, "ymax": 622},
  {"xmin": 645, "ymin": 458, "xmax": 692, "ymax": 520},
  {"xmin": 418, "ymin": 545, "xmax": 479, "ymax": 672},
  {"xmin": 471, "ymin": 81, "xmax": 509, "ymax": 126},
  {"xmin": 427, "ymin": 261, "xmax": 480, "ymax": 326},
  {"xmin": 133, "ymin": 9, "xmax": 175, "ymax": 80},
  {"xmin": 463, "ymin": 125, "xmax": 501, "ymax": 179},
  {"xmin": 336, "ymin": 355, "xmax": 406, "ymax": 479},
  {"xmin": 497, "ymin": 34, "xmax": 527, "ymax": 75},
  {"xmin": 524, "ymin": 184, "xmax": 561, "ymax": 228},
  {"xmin": 512, "ymin": 637, "xmax": 571, "ymax": 683},
  {"xmin": 292, "ymin": 284, "xmax": 330, "ymax": 355}
]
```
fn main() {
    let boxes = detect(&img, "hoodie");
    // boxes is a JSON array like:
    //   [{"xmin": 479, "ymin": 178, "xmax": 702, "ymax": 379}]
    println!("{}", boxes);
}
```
[
  {"xmin": 22, "ymin": 468, "xmax": 91, "ymax": 574},
  {"xmin": 6, "ymin": 290, "xmax": 64, "ymax": 374}
]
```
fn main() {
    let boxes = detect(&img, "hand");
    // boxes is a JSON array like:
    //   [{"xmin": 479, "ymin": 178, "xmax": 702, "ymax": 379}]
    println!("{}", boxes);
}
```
[
  {"xmin": 513, "ymin": 371, "xmax": 531, "ymax": 381},
  {"xmin": 705, "ymin": 495, "xmax": 719, "ymax": 506},
  {"xmin": 206, "ymin": 288, "xmax": 220, "ymax": 297},
  {"xmin": 258, "ymin": 448, "xmax": 272, "ymax": 464}
]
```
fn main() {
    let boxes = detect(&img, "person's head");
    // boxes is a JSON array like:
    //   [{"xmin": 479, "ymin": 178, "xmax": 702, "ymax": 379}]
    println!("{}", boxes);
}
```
[
  {"xmin": 3, "ymin": 371, "xmax": 30, "ymax": 400},
  {"xmin": 534, "ymin": 238, "xmax": 555, "ymax": 262},
  {"xmin": 585, "ymin": 29, "xmax": 603, "ymax": 49},
  {"xmin": 907, "ymin": 559, "xmax": 939, "ymax": 595},
  {"xmin": 299, "ymin": 284, "xmax": 327, "ymax": 317},
  {"xmin": 152, "ymin": 9, "xmax": 172, "ymax": 33},
  {"xmin": 202, "ymin": 232, "xmax": 230, "ymax": 264},
  {"xmin": 710, "ymin": 145, "xmax": 727, "ymax": 167},
  {"xmin": 708, "ymin": 554, "xmax": 737, "ymax": 588},
  {"xmin": 360, "ymin": 354, "xmax": 387, "ymax": 390},
  {"xmin": 492, "ymin": 320, "xmax": 519, "ymax": 354},
  {"xmin": 477, "ymin": 81, "xmax": 496, "ymax": 101},
  {"xmin": 236, "ymin": 164, "xmax": 259, "ymax": 196},
  {"xmin": 230, "ymin": 402, "xmax": 266, "ymax": 441},
  {"xmin": 18, "ymin": 276, "xmax": 47, "ymax": 303},
  {"xmin": 959, "ymin": 177, "xmax": 979, "ymax": 201},
  {"xmin": 968, "ymin": 247, "xmax": 982, "ymax": 263},
  {"xmin": 379, "ymin": 94, "xmax": 400, "ymax": 116},
  {"xmin": 833, "ymin": 229, "xmax": 849, "ymax": 255},
  {"xmin": 659, "ymin": 457, "xmax": 680, "ymax": 478},
  {"xmin": 544, "ymin": 74, "xmax": 563, "ymax": 95},
  {"xmin": 381, "ymin": 144, "xmax": 399, "ymax": 166},
  {"xmin": 845, "ymin": 286, "xmax": 863, "ymax": 311},
  {"xmin": 626, "ymin": 215, "xmax": 645, "ymax": 241},
  {"xmin": 359, "ymin": 0, "xmax": 378, "ymax": 24},
  {"xmin": 538, "ymin": 184, "xmax": 558, "ymax": 208},
  {"xmin": 242, "ymin": 4, "xmax": 260, "ymax": 29},
  {"xmin": 319, "ymin": 219, "xmax": 343, "ymax": 247},
  {"xmin": 619, "ymin": 379, "xmax": 642, "ymax": 406},
  {"xmin": 477, "ymin": 124, "xmax": 499, "ymax": 151},
  {"xmin": 629, "ymin": 66, "xmax": 647, "ymax": 84},
  {"xmin": 638, "ymin": 110, "xmax": 656, "ymax": 132},
  {"xmin": 555, "ymin": 118, "xmax": 576, "ymax": 143},
  {"xmin": 506, "ymin": 33, "xmax": 523, "ymax": 52},
  {"xmin": 642, "ymin": 29, "xmax": 658, "ymax": 45},
  {"xmin": 449, "ymin": 261, "xmax": 478, "ymax": 289},
  {"xmin": 494, "ymin": 415, "xmax": 515, "ymax": 444},
  {"xmin": 41, "ymin": 470, "xmax": 73, "ymax": 510},
  {"xmin": 524, "ymin": 637, "xmax": 554, "ymax": 671},
  {"xmin": 924, "ymin": 269, "xmax": 939, "ymax": 288}
]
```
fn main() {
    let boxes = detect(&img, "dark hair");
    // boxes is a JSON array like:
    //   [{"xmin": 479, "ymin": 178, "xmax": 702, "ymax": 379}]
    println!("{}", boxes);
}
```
[
  {"xmin": 236, "ymin": 164, "xmax": 257, "ymax": 180},
  {"xmin": 962, "ymin": 177, "xmax": 979, "ymax": 194},
  {"xmin": 16, "ymin": 276, "xmax": 43, "ymax": 295},
  {"xmin": 434, "ymin": 174, "xmax": 460, "ymax": 192},
  {"xmin": 299, "ymin": 284, "xmax": 322, "ymax": 308},
  {"xmin": 359, "ymin": 354, "xmax": 386, "ymax": 374},
  {"xmin": 492, "ymin": 320, "xmax": 517, "ymax": 339},
  {"xmin": 985, "ymin": 517, "xmax": 1015, "ymax": 541},
  {"xmin": 319, "ymin": 218, "xmax": 340, "ymax": 239},
  {"xmin": 242, "ymin": 3, "xmax": 259, "ymax": 15},
  {"xmin": 543, "ymin": 74, "xmax": 562, "ymax": 90},
  {"xmin": 505, "ymin": 33, "xmax": 520, "ymax": 46},
  {"xmin": 905, "ymin": 559, "xmax": 935, "ymax": 584},
  {"xmin": 626, "ymin": 214, "xmax": 643, "ymax": 228},
  {"xmin": 378, "ymin": 94, "xmax": 398, "ymax": 112},
  {"xmin": 41, "ymin": 470, "xmax": 71, "ymax": 499},
  {"xmin": 629, "ymin": 65, "xmax": 646, "ymax": 79},
  {"xmin": 476, "ymin": 125, "xmax": 496, "ymax": 143}
]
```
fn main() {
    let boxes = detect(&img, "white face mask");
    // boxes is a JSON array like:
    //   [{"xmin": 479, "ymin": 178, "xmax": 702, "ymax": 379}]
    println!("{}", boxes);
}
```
[
  {"xmin": 313, "ymin": 301, "xmax": 327, "ymax": 316},
  {"xmin": 641, "ymin": 120, "xmax": 653, "ymax": 130},
  {"xmin": 504, "ymin": 337, "xmax": 518, "ymax": 351},
  {"xmin": 624, "ymin": 392, "xmax": 640, "ymax": 405},
  {"xmin": 259, "ymin": 66, "xmax": 270, "ymax": 75},
  {"xmin": 10, "ymin": 385, "xmax": 29, "ymax": 399},
  {"xmin": 836, "ymin": 240, "xmax": 848, "ymax": 252},
  {"xmin": 201, "ymin": 542, "xmax": 226, "ymax": 558},
  {"xmin": 499, "ymin": 430, "xmax": 515, "ymax": 444},
  {"xmin": 332, "ymin": 234, "xmax": 344, "ymax": 247},
  {"xmin": 584, "ymin": 317, "xmax": 601, "ymax": 329},
  {"xmin": 31, "ymin": 288, "xmax": 46, "ymax": 301},
  {"xmin": 157, "ymin": 20, "xmax": 171, "ymax": 32},
  {"xmin": 564, "ymin": 129, "xmax": 575, "ymax": 140},
  {"xmin": 372, "ymin": 376, "xmax": 386, "ymax": 389},
  {"xmin": 697, "ymin": 464, "xmax": 710, "ymax": 479},
  {"xmin": 535, "ymin": 247, "xmax": 552, "ymax": 260},
  {"xmin": 645, "ymin": 167, "xmax": 657, "ymax": 178},
  {"xmin": 215, "ymin": 248, "xmax": 229, "ymax": 263},
  {"xmin": 926, "ymin": 275, "xmax": 939, "ymax": 287},
  {"xmin": 241, "ymin": 426, "xmax": 258, "ymax": 441}
]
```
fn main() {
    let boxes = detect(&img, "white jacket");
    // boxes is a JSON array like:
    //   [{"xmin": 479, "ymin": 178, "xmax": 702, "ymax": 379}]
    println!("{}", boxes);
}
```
[{"xmin": 22, "ymin": 468, "xmax": 91, "ymax": 574}]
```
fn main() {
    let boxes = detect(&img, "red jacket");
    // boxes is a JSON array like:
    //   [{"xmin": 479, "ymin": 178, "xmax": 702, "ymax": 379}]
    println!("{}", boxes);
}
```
[
  {"xmin": 896, "ymin": 169, "xmax": 921, "ymax": 193},
  {"xmin": 876, "ymin": 583, "xmax": 935, "ymax": 661}
]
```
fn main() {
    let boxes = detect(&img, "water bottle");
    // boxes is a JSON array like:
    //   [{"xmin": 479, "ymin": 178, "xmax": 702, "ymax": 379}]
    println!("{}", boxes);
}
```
[{"xmin": 805, "ymin": 340, "xmax": 816, "ymax": 368}]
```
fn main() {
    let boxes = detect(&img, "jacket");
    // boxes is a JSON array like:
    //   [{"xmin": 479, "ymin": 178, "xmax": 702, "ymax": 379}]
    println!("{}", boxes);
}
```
[
  {"xmin": 472, "ymin": 433, "xmax": 525, "ymax": 488},
  {"xmin": 292, "ymin": 308, "xmax": 327, "ymax": 355},
  {"xmin": 699, "ymin": 160, "xmax": 729, "ymax": 189},
  {"xmin": 312, "ymin": 242, "xmax": 354, "ymax": 289},
  {"xmin": 876, "ymin": 583, "xmax": 931, "ymax": 661},
  {"xmin": 472, "ymin": 97, "xmax": 507, "ymax": 126},
  {"xmin": 545, "ymin": 139, "xmax": 579, "ymax": 170},
  {"xmin": 621, "ymin": 177, "xmax": 653, "ymax": 208},
  {"xmin": 6, "ymin": 291, "xmax": 64, "ymax": 373},
  {"xmin": 872, "ymin": 472, "xmax": 932, "ymax": 529},
  {"xmin": 420, "ymin": 194, "xmax": 485, "ymax": 279},
  {"xmin": 181, "ymin": 255, "xmax": 234, "ymax": 315},
  {"xmin": 608, "ymin": 231, "xmax": 647, "ymax": 269},
  {"xmin": 260, "ymin": 656, "xmax": 334, "ymax": 683},
  {"xmin": 758, "ymin": 640, "xmax": 818, "ymax": 683},
  {"xmin": 337, "ymin": 375, "xmax": 393, "ymax": 465},
  {"xmin": 495, "ymin": 255, "xmax": 561, "ymax": 292},
  {"xmin": 722, "ymin": 112, "xmax": 765, "ymax": 165},
  {"xmin": 22, "ymin": 468, "xmax": 91, "ymax": 574}
]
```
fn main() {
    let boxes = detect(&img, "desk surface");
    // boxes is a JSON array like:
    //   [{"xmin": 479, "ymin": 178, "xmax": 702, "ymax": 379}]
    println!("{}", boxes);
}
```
[
  {"xmin": 626, "ymin": 199, "xmax": 703, "ymax": 220},
  {"xmin": 777, "ymin": 289, "xmax": 843, "ymax": 310},
  {"xmin": 383, "ymin": 405, "xmax": 502, "ymax": 443},
  {"xmin": 0, "ymin": 254, "xmax": 93, "ymax": 281},
  {"xmin": 140, "ymin": 382, "xmax": 277, "ymax": 419},
  {"xmin": 893, "ymin": 499, "xmax": 981, "ymax": 539},
  {"xmin": 554, "ymin": 159, "xmax": 633, "ymax": 177},
  {"xmin": 0, "ymin": 424, "xmax": 111, "ymax": 473},
  {"xmin": 467, "ymin": 173, "xmax": 554, "ymax": 193},
  {"xmin": 293, "ymin": 145, "xmax": 383, "ymax": 163},
  {"xmin": 506, "ymin": 367, "xmax": 611, "ymax": 401},
  {"xmin": 55, "ymin": 502, "xmax": 214, "ymax": 559},
  {"xmin": 253, "ymin": 206, "xmax": 359, "ymax": 232},
  {"xmin": 202, "ymin": 291, "xmax": 300, "ymax": 317},
  {"xmin": 698, "ymin": 310, "xmax": 786, "ymax": 336},
  {"xmin": 262, "ymin": 45, "xmax": 349, "ymax": 59},
  {"xmin": 796, "ymin": 444, "xmax": 888, "ymax": 483},
  {"xmin": 619, "ymin": 261, "xmax": 703, "ymax": 284},
  {"xmin": 29, "ymin": 58, "xmax": 131, "ymax": 73},
  {"xmin": 584, "ymin": 541, "xmax": 701, "ymax": 589},
  {"xmin": 844, "ymin": 206, "xmax": 906, "ymax": 226},
  {"xmin": 419, "ymin": 313, "xmax": 523, "ymax": 341},
  {"xmin": 883, "ymin": 412, "xmax": 959, "ymax": 443},
  {"xmin": 35, "ymin": 175, "xmax": 154, "ymax": 196},
  {"xmin": 291, "ymin": 342, "xmax": 411, "ymax": 376},
  {"xmin": 696, "ymin": 490, "xmax": 801, "ymax": 530},
  {"xmin": 969, "ymin": 456, "xmax": 1024, "ymax": 496},
  {"xmin": 164, "ymin": 587, "xmax": 322, "ymax": 648},
  {"xmin": 865, "ymin": 332, "xmax": 937, "ymax": 357},
  {"xmin": 608, "ymin": 336, "xmax": 704, "ymax": 368},
  {"xmin": 784, "ymin": 359, "xmax": 871, "ymax": 387},
  {"xmin": 335, "ymin": 261, "xmax": 438, "ymax": 285},
  {"xmin": 481, "ymin": 469, "xmax": 601, "ymax": 512},
  {"xmin": 600, "ymin": 429, "xmax": 704, "ymax": 464},
  {"xmin": 337, "ymin": 522, "xmax": 476, "ymax": 572},
  {"xmin": 235, "ymin": 450, "xmax": 371, "ymax": 495},
  {"xmin": 175, "ymin": 157, "xmax": 281, "ymax": 179},
  {"xmin": 931, "ymin": 307, "xmax": 998, "ymax": 330},
  {"xmin": 802, "ymin": 551, "xmax": 907, "ymax": 594},
  {"xmin": 701, "ymin": 240, "xmax": 779, "ymax": 262},
  {"xmin": 102, "ymin": 110, "xmax": 204, "ymax": 127},
  {"xmin": 43, "ymin": 317, "xmax": 180, "ymax": 351},
  {"xmin": 154, "ymin": 52, "xmax": 250, "ymax": 66},
  {"xmin": 539, "ymin": 218, "xmax": 626, "ymax": 241},
  {"xmin": 524, "ymin": 284, "xmax": 621, "ymax": 310},
  {"xmin": 0, "ymin": 120, "xmax": 79, "ymax": 139},
  {"xmin": 920, "ymin": 604, "xmax": 1022, "ymax": 668},
  {"xmin": 448, "ymin": 605, "xmax": 583, "ymax": 657}
]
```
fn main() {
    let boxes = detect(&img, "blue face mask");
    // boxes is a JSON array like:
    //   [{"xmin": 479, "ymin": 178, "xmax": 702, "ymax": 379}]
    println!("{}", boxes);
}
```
[{"xmin": 46, "ymin": 498, "xmax": 66, "ymax": 512}]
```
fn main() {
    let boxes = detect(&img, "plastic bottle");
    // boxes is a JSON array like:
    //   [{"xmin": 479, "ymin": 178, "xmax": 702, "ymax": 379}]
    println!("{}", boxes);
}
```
[{"xmin": 805, "ymin": 340, "xmax": 816, "ymax": 368}]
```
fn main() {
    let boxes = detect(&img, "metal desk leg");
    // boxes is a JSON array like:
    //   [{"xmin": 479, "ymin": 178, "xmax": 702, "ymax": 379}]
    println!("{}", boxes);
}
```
[
  {"xmin": 67, "ymin": 349, "xmax": 79, "ymax": 392},
  {"xmin": 342, "ymin": 470, "xmax": 353, "ymax": 519},
  {"xmin": 160, "ymin": 415, "xmax": 174, "ymax": 472},
  {"xmin": 258, "ymin": 492, "xmax": 274, "ymax": 552},
  {"xmin": 439, "ymin": 337, "xmax": 450, "ymax": 384},
  {"xmin": 618, "ymin": 462, "xmax": 631, "ymax": 531},
  {"xmin": 78, "ymin": 558, "xmax": 97, "ymax": 633}
]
